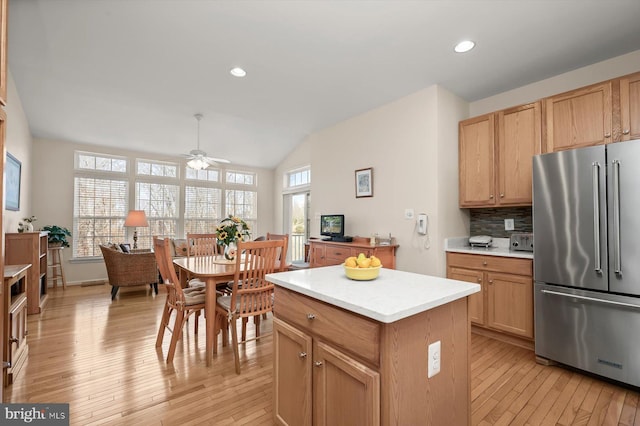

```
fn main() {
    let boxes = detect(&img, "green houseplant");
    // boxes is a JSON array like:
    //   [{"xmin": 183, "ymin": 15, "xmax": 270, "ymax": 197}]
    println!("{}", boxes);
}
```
[{"xmin": 42, "ymin": 225, "xmax": 72, "ymax": 248}]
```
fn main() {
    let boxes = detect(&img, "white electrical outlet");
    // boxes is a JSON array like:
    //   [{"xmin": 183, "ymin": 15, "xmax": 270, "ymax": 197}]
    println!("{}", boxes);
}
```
[
  {"xmin": 428, "ymin": 340, "xmax": 441, "ymax": 378},
  {"xmin": 405, "ymin": 209, "xmax": 414, "ymax": 220},
  {"xmin": 505, "ymin": 218, "xmax": 514, "ymax": 231}
]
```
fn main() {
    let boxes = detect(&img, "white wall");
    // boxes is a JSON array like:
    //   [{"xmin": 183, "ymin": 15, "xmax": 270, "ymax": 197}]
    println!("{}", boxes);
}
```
[
  {"xmin": 4, "ymin": 70, "xmax": 34, "ymax": 234},
  {"xmin": 308, "ymin": 85, "xmax": 468, "ymax": 275},
  {"xmin": 31, "ymin": 138, "xmax": 275, "ymax": 284}
]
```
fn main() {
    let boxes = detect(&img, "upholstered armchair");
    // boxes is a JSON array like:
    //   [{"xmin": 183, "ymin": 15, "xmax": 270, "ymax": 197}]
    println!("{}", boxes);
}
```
[{"xmin": 100, "ymin": 245, "xmax": 159, "ymax": 300}]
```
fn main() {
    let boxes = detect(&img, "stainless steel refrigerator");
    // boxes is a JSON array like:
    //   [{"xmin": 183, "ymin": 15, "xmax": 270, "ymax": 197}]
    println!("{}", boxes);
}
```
[{"xmin": 533, "ymin": 138, "xmax": 640, "ymax": 388}]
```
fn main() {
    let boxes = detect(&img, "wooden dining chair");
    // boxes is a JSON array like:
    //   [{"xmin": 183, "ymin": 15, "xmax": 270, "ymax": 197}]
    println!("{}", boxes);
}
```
[
  {"xmin": 154, "ymin": 236, "xmax": 207, "ymax": 363},
  {"xmin": 213, "ymin": 238, "xmax": 285, "ymax": 374},
  {"xmin": 266, "ymin": 232, "xmax": 289, "ymax": 271},
  {"xmin": 185, "ymin": 233, "xmax": 220, "ymax": 288}
]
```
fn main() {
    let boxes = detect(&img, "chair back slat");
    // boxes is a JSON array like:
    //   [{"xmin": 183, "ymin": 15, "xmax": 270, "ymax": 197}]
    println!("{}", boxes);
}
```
[
  {"xmin": 266, "ymin": 233, "xmax": 289, "ymax": 271},
  {"xmin": 187, "ymin": 233, "xmax": 221, "ymax": 257},
  {"xmin": 229, "ymin": 239, "xmax": 283, "ymax": 316}
]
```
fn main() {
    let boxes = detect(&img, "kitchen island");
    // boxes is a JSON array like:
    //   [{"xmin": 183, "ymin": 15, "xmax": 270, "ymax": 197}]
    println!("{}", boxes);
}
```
[{"xmin": 266, "ymin": 265, "xmax": 480, "ymax": 426}]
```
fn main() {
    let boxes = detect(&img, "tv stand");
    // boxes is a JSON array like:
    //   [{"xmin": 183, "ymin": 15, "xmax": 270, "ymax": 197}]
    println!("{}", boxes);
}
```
[{"xmin": 309, "ymin": 237, "xmax": 398, "ymax": 269}]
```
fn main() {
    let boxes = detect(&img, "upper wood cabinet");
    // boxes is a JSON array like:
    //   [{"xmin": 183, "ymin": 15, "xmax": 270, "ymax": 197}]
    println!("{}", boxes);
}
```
[
  {"xmin": 620, "ymin": 71, "xmax": 640, "ymax": 141},
  {"xmin": 459, "ymin": 114, "xmax": 495, "ymax": 206},
  {"xmin": 544, "ymin": 81, "xmax": 612, "ymax": 151},
  {"xmin": 0, "ymin": 0, "xmax": 7, "ymax": 106},
  {"xmin": 459, "ymin": 102, "xmax": 541, "ymax": 207}
]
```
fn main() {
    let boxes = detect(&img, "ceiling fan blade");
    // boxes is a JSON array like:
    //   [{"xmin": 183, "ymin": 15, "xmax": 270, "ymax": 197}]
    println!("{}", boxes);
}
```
[{"xmin": 205, "ymin": 156, "xmax": 231, "ymax": 164}]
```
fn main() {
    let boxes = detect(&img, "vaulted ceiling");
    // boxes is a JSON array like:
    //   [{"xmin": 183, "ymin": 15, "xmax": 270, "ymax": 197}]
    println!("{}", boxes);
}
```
[{"xmin": 9, "ymin": 0, "xmax": 640, "ymax": 168}]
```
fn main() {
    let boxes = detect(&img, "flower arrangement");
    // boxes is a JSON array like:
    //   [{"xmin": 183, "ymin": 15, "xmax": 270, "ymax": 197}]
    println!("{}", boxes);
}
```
[
  {"xmin": 18, "ymin": 215, "xmax": 37, "ymax": 233},
  {"xmin": 216, "ymin": 215, "xmax": 251, "ymax": 247}
]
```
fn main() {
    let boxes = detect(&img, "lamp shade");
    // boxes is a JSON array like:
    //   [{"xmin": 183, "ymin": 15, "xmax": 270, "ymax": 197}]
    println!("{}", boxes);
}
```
[{"xmin": 124, "ymin": 210, "xmax": 149, "ymax": 227}]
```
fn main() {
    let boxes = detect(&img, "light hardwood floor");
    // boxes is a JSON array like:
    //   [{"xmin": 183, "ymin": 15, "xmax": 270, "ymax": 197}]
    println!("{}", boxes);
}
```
[{"xmin": 4, "ymin": 285, "xmax": 640, "ymax": 425}]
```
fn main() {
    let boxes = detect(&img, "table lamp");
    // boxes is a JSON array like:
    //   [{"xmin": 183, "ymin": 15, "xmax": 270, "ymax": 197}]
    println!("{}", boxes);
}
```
[{"xmin": 124, "ymin": 210, "xmax": 149, "ymax": 249}]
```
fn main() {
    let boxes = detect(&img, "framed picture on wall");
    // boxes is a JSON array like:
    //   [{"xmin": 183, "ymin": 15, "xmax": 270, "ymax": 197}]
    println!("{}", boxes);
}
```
[
  {"xmin": 355, "ymin": 167, "xmax": 373, "ymax": 198},
  {"xmin": 5, "ymin": 151, "xmax": 21, "ymax": 211}
]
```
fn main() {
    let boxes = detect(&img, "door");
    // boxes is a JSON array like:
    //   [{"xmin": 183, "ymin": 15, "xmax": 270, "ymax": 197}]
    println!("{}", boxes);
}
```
[
  {"xmin": 607, "ymin": 139, "xmax": 640, "ymax": 296},
  {"xmin": 283, "ymin": 191, "xmax": 310, "ymax": 263},
  {"xmin": 273, "ymin": 318, "xmax": 312, "ymax": 426},
  {"xmin": 459, "ymin": 114, "xmax": 495, "ymax": 206},
  {"xmin": 620, "ymin": 72, "xmax": 640, "ymax": 141},
  {"xmin": 448, "ymin": 267, "xmax": 484, "ymax": 325},
  {"xmin": 487, "ymin": 272, "xmax": 533, "ymax": 338},
  {"xmin": 313, "ymin": 340, "xmax": 380, "ymax": 426},
  {"xmin": 533, "ymin": 145, "xmax": 608, "ymax": 291}
]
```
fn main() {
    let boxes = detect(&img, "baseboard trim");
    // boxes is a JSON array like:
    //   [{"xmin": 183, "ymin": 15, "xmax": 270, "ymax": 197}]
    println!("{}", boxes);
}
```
[{"xmin": 471, "ymin": 325, "xmax": 534, "ymax": 351}]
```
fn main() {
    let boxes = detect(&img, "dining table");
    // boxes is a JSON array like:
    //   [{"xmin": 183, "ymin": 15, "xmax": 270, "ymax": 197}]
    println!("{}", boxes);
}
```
[{"xmin": 172, "ymin": 255, "xmax": 238, "ymax": 366}]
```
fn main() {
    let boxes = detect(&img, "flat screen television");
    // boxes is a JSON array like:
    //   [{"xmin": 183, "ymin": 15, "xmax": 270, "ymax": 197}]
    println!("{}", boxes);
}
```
[{"xmin": 320, "ymin": 214, "xmax": 345, "ymax": 240}]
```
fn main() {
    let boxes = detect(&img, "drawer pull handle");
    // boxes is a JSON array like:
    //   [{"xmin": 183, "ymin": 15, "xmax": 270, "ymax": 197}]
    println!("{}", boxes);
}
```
[
  {"xmin": 299, "ymin": 352, "xmax": 307, "ymax": 359},
  {"xmin": 482, "ymin": 261, "xmax": 487, "ymax": 266},
  {"xmin": 9, "ymin": 337, "xmax": 18, "ymax": 344},
  {"xmin": 489, "ymin": 280, "xmax": 493, "ymax": 284},
  {"xmin": 314, "ymin": 361, "xmax": 323, "ymax": 367},
  {"xmin": 623, "ymin": 129, "xmax": 630, "ymax": 135},
  {"xmin": 306, "ymin": 313, "xmax": 316, "ymax": 320},
  {"xmin": 477, "ymin": 278, "xmax": 482, "ymax": 283}
]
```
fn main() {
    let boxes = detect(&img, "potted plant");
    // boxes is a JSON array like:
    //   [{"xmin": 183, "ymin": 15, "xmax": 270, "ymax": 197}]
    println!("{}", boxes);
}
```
[{"xmin": 42, "ymin": 225, "xmax": 72, "ymax": 248}]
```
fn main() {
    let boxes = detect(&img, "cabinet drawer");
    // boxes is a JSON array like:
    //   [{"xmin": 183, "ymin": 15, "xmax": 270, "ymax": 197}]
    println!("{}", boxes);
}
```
[
  {"xmin": 274, "ymin": 286, "xmax": 380, "ymax": 366},
  {"xmin": 447, "ymin": 252, "xmax": 532, "ymax": 276},
  {"xmin": 325, "ymin": 246, "xmax": 357, "ymax": 263}
]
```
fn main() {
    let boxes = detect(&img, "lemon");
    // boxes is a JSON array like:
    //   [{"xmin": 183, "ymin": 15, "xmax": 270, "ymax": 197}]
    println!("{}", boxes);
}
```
[
  {"xmin": 370, "ymin": 256, "xmax": 381, "ymax": 267},
  {"xmin": 357, "ymin": 252, "xmax": 366, "ymax": 260},
  {"xmin": 356, "ymin": 257, "xmax": 372, "ymax": 268},
  {"xmin": 345, "ymin": 257, "xmax": 357, "ymax": 267}
]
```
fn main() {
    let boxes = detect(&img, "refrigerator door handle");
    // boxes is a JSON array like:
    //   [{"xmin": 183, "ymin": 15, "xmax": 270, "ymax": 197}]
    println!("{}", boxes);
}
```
[
  {"xmin": 613, "ymin": 159, "xmax": 622, "ymax": 275},
  {"xmin": 592, "ymin": 162, "xmax": 602, "ymax": 273},
  {"xmin": 541, "ymin": 289, "xmax": 640, "ymax": 310}
]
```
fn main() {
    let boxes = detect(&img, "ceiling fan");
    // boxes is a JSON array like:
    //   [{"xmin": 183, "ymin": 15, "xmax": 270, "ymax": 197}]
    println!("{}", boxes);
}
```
[{"xmin": 184, "ymin": 113, "xmax": 231, "ymax": 170}]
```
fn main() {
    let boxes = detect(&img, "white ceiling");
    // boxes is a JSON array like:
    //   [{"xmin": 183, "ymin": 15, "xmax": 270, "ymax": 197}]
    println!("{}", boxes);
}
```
[{"xmin": 9, "ymin": 0, "xmax": 640, "ymax": 168}]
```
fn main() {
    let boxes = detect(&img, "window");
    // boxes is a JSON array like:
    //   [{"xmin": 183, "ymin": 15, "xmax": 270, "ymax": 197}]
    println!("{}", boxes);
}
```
[
  {"xmin": 72, "ymin": 151, "xmax": 262, "ymax": 258},
  {"xmin": 226, "ymin": 170, "xmax": 255, "ymax": 185},
  {"xmin": 226, "ymin": 189, "xmax": 257, "ymax": 236},
  {"xmin": 73, "ymin": 153, "xmax": 129, "ymax": 257},
  {"xmin": 184, "ymin": 185, "xmax": 222, "ymax": 233},
  {"xmin": 286, "ymin": 167, "xmax": 311, "ymax": 189},
  {"xmin": 135, "ymin": 182, "xmax": 179, "ymax": 249},
  {"xmin": 137, "ymin": 159, "xmax": 178, "ymax": 178}
]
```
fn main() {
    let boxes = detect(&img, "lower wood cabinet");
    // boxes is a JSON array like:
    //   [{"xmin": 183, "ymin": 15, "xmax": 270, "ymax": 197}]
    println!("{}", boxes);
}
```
[
  {"xmin": 7, "ymin": 295, "xmax": 28, "ymax": 385},
  {"xmin": 274, "ymin": 318, "xmax": 380, "ymax": 426},
  {"xmin": 273, "ymin": 286, "xmax": 470, "ymax": 426},
  {"xmin": 446, "ymin": 252, "xmax": 533, "ymax": 340}
]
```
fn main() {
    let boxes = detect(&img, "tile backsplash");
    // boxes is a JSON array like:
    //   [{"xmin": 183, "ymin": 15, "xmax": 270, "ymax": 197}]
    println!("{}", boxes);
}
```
[{"xmin": 470, "ymin": 207, "xmax": 532, "ymax": 238}]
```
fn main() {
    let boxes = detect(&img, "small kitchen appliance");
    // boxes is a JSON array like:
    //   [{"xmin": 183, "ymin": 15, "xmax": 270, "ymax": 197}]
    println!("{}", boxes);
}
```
[
  {"xmin": 509, "ymin": 233, "xmax": 533, "ymax": 252},
  {"xmin": 468, "ymin": 235, "xmax": 492, "ymax": 248}
]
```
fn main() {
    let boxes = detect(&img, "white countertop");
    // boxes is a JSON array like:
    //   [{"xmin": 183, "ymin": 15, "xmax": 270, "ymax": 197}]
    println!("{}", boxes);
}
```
[
  {"xmin": 445, "ymin": 237, "xmax": 533, "ymax": 259},
  {"xmin": 266, "ymin": 266, "xmax": 480, "ymax": 324}
]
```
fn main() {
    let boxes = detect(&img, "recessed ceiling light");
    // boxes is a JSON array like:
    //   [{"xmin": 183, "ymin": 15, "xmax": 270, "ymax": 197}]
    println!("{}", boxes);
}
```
[
  {"xmin": 454, "ymin": 40, "xmax": 475, "ymax": 53},
  {"xmin": 230, "ymin": 67, "xmax": 247, "ymax": 77}
]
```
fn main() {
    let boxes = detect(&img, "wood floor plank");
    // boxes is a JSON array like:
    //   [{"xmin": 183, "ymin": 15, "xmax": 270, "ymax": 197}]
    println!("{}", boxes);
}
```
[{"xmin": 4, "ymin": 285, "xmax": 640, "ymax": 425}]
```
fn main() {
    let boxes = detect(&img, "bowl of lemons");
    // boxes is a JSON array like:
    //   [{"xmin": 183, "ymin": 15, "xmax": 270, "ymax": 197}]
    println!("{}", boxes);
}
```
[{"xmin": 343, "ymin": 253, "xmax": 382, "ymax": 281}]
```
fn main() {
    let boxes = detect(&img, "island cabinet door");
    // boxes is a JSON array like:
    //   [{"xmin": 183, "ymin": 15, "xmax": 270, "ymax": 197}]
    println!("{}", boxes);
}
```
[
  {"xmin": 313, "ymin": 340, "xmax": 380, "ymax": 426},
  {"xmin": 273, "ymin": 318, "xmax": 312, "ymax": 426}
]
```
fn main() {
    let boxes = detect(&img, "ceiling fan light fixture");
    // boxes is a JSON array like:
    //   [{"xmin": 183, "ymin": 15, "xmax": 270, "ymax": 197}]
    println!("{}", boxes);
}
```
[
  {"xmin": 454, "ymin": 40, "xmax": 475, "ymax": 53},
  {"xmin": 230, "ymin": 67, "xmax": 247, "ymax": 77},
  {"xmin": 187, "ymin": 157, "xmax": 209, "ymax": 171}
]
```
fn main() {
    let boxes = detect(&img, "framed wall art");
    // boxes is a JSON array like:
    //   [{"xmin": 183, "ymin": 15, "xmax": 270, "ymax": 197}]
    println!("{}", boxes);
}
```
[
  {"xmin": 5, "ymin": 151, "xmax": 21, "ymax": 211},
  {"xmin": 355, "ymin": 167, "xmax": 373, "ymax": 198}
]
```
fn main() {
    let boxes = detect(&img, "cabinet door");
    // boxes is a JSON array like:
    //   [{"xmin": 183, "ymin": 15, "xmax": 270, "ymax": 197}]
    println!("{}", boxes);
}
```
[
  {"xmin": 620, "ymin": 72, "xmax": 640, "ymax": 141},
  {"xmin": 273, "ymin": 318, "xmax": 312, "ymax": 426},
  {"xmin": 459, "ymin": 114, "xmax": 495, "ymax": 207},
  {"xmin": 310, "ymin": 244, "xmax": 326, "ymax": 267},
  {"xmin": 448, "ymin": 267, "xmax": 484, "ymax": 325},
  {"xmin": 313, "ymin": 340, "xmax": 380, "ymax": 426},
  {"xmin": 486, "ymin": 272, "xmax": 533, "ymax": 338},
  {"xmin": 544, "ymin": 81, "xmax": 612, "ymax": 151},
  {"xmin": 7, "ymin": 296, "xmax": 28, "ymax": 384},
  {"xmin": 497, "ymin": 102, "xmax": 541, "ymax": 205}
]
